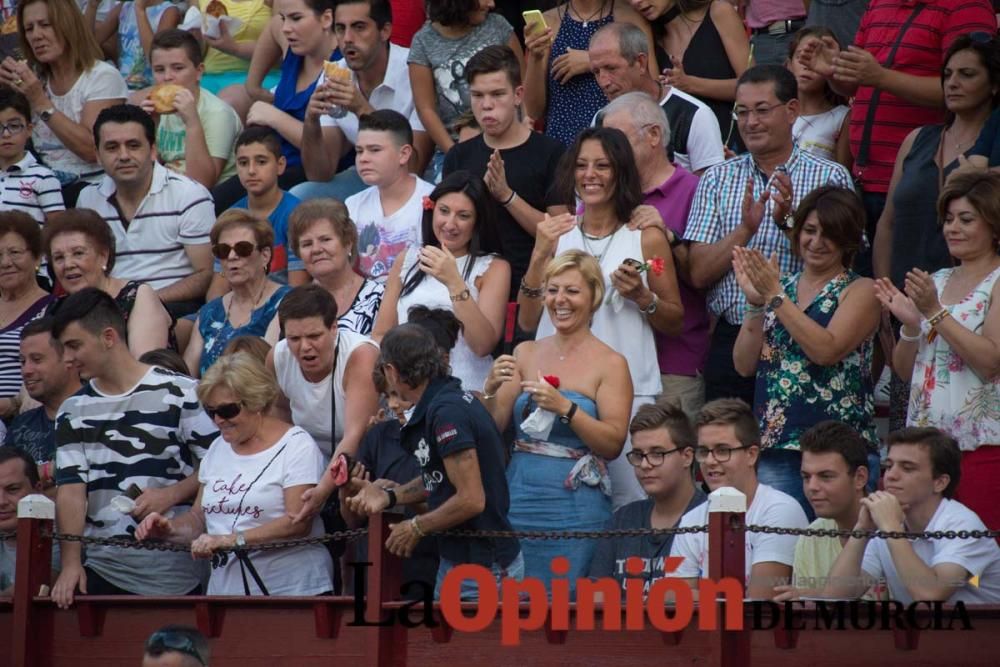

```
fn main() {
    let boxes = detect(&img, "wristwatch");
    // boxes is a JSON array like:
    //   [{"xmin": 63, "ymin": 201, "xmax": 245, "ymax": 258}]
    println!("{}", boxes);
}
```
[
  {"xmin": 767, "ymin": 293, "xmax": 787, "ymax": 311},
  {"xmin": 450, "ymin": 288, "xmax": 471, "ymax": 302},
  {"xmin": 641, "ymin": 292, "xmax": 659, "ymax": 315},
  {"xmin": 235, "ymin": 531, "xmax": 247, "ymax": 549},
  {"xmin": 39, "ymin": 108, "xmax": 56, "ymax": 123},
  {"xmin": 667, "ymin": 229, "xmax": 683, "ymax": 249},
  {"xmin": 560, "ymin": 401, "xmax": 579, "ymax": 425},
  {"xmin": 384, "ymin": 486, "xmax": 398, "ymax": 509}
]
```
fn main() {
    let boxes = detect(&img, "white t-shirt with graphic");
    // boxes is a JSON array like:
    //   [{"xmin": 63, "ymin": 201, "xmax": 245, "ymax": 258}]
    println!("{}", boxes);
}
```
[
  {"xmin": 198, "ymin": 426, "xmax": 333, "ymax": 596},
  {"xmin": 346, "ymin": 177, "xmax": 433, "ymax": 282}
]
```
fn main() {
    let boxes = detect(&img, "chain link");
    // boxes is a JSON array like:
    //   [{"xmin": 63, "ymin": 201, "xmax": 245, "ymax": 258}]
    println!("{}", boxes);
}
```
[{"xmin": 16, "ymin": 521, "xmax": 1000, "ymax": 556}]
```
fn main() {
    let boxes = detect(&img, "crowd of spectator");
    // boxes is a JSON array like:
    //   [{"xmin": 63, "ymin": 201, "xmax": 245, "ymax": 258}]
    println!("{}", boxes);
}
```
[{"xmin": 0, "ymin": 0, "xmax": 999, "ymax": 613}]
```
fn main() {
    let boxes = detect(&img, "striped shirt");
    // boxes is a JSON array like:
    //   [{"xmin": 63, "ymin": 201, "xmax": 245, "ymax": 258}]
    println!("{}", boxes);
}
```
[
  {"xmin": 55, "ymin": 366, "xmax": 218, "ymax": 595},
  {"xmin": 684, "ymin": 144, "xmax": 853, "ymax": 324},
  {"xmin": 849, "ymin": 0, "xmax": 995, "ymax": 193},
  {"xmin": 0, "ymin": 295, "xmax": 52, "ymax": 397},
  {"xmin": 0, "ymin": 153, "xmax": 64, "ymax": 222},
  {"xmin": 77, "ymin": 163, "xmax": 215, "ymax": 290}
]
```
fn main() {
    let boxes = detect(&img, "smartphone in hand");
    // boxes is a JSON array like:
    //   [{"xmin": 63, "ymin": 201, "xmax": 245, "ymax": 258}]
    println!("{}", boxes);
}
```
[{"xmin": 522, "ymin": 9, "xmax": 548, "ymax": 33}]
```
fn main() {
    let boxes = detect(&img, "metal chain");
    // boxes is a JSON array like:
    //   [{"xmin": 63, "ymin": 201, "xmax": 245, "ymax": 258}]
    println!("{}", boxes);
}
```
[
  {"xmin": 18, "ymin": 522, "xmax": 1000, "ymax": 556},
  {"xmin": 745, "ymin": 524, "xmax": 1000, "ymax": 541}
]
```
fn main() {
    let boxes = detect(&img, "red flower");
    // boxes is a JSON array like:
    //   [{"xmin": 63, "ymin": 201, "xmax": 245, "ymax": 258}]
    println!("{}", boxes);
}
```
[
  {"xmin": 647, "ymin": 256, "xmax": 666, "ymax": 276},
  {"xmin": 422, "ymin": 195, "xmax": 434, "ymax": 211},
  {"xmin": 543, "ymin": 375, "xmax": 561, "ymax": 389}
]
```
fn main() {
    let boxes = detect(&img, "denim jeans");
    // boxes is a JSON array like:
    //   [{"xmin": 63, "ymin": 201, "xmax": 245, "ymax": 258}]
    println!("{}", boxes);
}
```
[
  {"xmin": 751, "ymin": 31, "xmax": 798, "ymax": 67},
  {"xmin": 704, "ymin": 319, "xmax": 756, "ymax": 406},
  {"xmin": 434, "ymin": 551, "xmax": 525, "ymax": 601},
  {"xmin": 289, "ymin": 165, "xmax": 367, "ymax": 202},
  {"xmin": 757, "ymin": 448, "xmax": 815, "ymax": 522}
]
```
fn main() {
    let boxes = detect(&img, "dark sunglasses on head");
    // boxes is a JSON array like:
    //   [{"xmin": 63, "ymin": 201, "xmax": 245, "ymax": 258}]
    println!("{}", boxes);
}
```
[
  {"xmin": 212, "ymin": 241, "xmax": 259, "ymax": 260},
  {"xmin": 969, "ymin": 31, "xmax": 995, "ymax": 44},
  {"xmin": 144, "ymin": 631, "xmax": 207, "ymax": 666},
  {"xmin": 205, "ymin": 402, "xmax": 242, "ymax": 420}
]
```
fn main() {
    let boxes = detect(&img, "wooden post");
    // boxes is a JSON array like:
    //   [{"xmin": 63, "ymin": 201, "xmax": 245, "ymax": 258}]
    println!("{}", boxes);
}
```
[
  {"xmin": 12, "ymin": 494, "xmax": 54, "ymax": 667},
  {"xmin": 707, "ymin": 487, "xmax": 750, "ymax": 667},
  {"xmin": 366, "ymin": 511, "xmax": 407, "ymax": 667}
]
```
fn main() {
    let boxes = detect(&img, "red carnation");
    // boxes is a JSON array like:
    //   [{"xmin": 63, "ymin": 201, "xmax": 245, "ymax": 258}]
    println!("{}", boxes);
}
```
[
  {"xmin": 543, "ymin": 375, "xmax": 561, "ymax": 389},
  {"xmin": 422, "ymin": 195, "xmax": 434, "ymax": 211},
  {"xmin": 648, "ymin": 256, "xmax": 666, "ymax": 276}
]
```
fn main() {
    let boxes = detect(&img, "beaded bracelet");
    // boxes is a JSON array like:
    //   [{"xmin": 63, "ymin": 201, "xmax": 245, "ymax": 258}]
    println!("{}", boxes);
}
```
[{"xmin": 898, "ymin": 327, "xmax": 921, "ymax": 343}]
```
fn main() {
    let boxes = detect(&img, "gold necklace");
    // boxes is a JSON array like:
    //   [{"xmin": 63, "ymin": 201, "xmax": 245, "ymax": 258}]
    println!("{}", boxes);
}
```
[{"xmin": 225, "ymin": 279, "xmax": 268, "ymax": 328}]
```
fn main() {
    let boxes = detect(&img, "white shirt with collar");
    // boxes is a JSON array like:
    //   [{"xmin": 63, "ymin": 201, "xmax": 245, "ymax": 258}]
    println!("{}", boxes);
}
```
[
  {"xmin": 0, "ymin": 152, "xmax": 65, "ymax": 223},
  {"xmin": 76, "ymin": 162, "xmax": 215, "ymax": 290},
  {"xmin": 318, "ymin": 43, "xmax": 425, "ymax": 143}
]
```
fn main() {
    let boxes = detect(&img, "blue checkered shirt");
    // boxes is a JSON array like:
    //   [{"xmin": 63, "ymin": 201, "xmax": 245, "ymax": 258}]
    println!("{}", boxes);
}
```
[{"xmin": 683, "ymin": 145, "xmax": 853, "ymax": 324}]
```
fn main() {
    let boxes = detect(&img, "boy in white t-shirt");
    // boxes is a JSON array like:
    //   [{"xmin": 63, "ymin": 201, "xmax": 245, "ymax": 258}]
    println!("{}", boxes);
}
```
[
  {"xmin": 823, "ymin": 427, "xmax": 1000, "ymax": 604},
  {"xmin": 669, "ymin": 399, "xmax": 808, "ymax": 598},
  {"xmin": 345, "ymin": 109, "xmax": 432, "ymax": 282}
]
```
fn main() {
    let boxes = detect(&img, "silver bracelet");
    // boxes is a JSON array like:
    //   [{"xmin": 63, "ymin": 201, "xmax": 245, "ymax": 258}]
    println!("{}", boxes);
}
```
[{"xmin": 899, "ymin": 327, "xmax": 921, "ymax": 343}]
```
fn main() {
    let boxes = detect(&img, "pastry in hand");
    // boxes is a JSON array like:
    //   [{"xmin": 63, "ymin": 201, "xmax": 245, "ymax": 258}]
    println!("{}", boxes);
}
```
[
  {"xmin": 149, "ymin": 83, "xmax": 184, "ymax": 114},
  {"xmin": 0, "ymin": 15, "xmax": 17, "ymax": 35},
  {"xmin": 322, "ymin": 61, "xmax": 352, "ymax": 82}
]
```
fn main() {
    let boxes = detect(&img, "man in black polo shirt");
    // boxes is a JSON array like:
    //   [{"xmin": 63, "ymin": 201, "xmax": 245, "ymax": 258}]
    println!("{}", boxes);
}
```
[{"xmin": 347, "ymin": 323, "xmax": 522, "ymax": 600}]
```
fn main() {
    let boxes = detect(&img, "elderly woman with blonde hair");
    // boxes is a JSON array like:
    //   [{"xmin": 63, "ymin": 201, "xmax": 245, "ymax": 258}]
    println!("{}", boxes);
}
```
[
  {"xmin": 137, "ymin": 352, "xmax": 333, "ymax": 596},
  {"xmin": 482, "ymin": 250, "xmax": 633, "ymax": 596},
  {"xmin": 185, "ymin": 210, "xmax": 291, "ymax": 377}
]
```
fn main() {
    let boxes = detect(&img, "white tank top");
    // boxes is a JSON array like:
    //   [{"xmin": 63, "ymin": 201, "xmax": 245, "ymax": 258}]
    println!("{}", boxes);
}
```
[
  {"xmin": 396, "ymin": 247, "xmax": 495, "ymax": 392},
  {"xmin": 536, "ymin": 225, "xmax": 661, "ymax": 396},
  {"xmin": 273, "ymin": 328, "xmax": 378, "ymax": 459}
]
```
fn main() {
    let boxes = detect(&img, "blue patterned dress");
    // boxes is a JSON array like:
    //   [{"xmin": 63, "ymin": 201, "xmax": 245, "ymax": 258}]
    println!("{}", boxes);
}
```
[
  {"xmin": 196, "ymin": 284, "xmax": 291, "ymax": 375},
  {"xmin": 507, "ymin": 390, "xmax": 611, "ymax": 596},
  {"xmin": 544, "ymin": 8, "xmax": 614, "ymax": 146},
  {"xmin": 754, "ymin": 271, "xmax": 878, "ymax": 450}
]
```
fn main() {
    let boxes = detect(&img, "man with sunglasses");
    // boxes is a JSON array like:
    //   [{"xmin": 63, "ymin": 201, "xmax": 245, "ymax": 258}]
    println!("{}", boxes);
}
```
[
  {"xmin": 143, "ymin": 625, "xmax": 210, "ymax": 666},
  {"xmin": 587, "ymin": 399, "xmax": 705, "ymax": 594},
  {"xmin": 668, "ymin": 398, "xmax": 808, "ymax": 599},
  {"xmin": 683, "ymin": 65, "xmax": 852, "ymax": 409},
  {"xmin": 78, "ymin": 104, "xmax": 216, "ymax": 319},
  {"xmin": 49, "ymin": 289, "xmax": 218, "ymax": 609}
]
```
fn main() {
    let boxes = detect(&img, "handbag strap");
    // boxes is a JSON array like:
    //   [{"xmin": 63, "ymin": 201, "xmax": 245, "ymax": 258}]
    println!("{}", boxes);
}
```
[
  {"xmin": 855, "ymin": 3, "xmax": 926, "ymax": 169},
  {"xmin": 329, "ymin": 334, "xmax": 341, "ymax": 450}
]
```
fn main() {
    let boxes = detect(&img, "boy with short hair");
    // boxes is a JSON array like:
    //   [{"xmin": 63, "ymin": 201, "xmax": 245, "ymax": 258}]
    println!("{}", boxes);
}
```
[
  {"xmin": 345, "ymin": 109, "xmax": 433, "ymax": 282},
  {"xmin": 668, "ymin": 398, "xmax": 808, "ymax": 598},
  {"xmin": 0, "ymin": 86, "xmax": 64, "ymax": 222},
  {"xmin": 823, "ymin": 427, "xmax": 1000, "ymax": 604},
  {"xmin": 442, "ymin": 44, "xmax": 566, "ymax": 299},
  {"xmin": 588, "ymin": 398, "xmax": 706, "ymax": 594},
  {"xmin": 141, "ymin": 29, "xmax": 241, "ymax": 189},
  {"xmin": 205, "ymin": 127, "xmax": 306, "ymax": 300}
]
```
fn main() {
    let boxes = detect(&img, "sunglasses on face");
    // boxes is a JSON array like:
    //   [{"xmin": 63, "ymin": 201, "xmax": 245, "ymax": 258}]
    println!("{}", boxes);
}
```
[
  {"xmin": 144, "ymin": 631, "xmax": 207, "ymax": 666},
  {"xmin": 204, "ymin": 402, "xmax": 242, "ymax": 420},
  {"xmin": 212, "ymin": 241, "xmax": 259, "ymax": 260}
]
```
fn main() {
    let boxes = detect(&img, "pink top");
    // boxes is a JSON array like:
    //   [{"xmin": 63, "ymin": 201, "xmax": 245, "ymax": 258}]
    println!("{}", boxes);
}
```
[{"xmin": 644, "ymin": 166, "xmax": 710, "ymax": 377}]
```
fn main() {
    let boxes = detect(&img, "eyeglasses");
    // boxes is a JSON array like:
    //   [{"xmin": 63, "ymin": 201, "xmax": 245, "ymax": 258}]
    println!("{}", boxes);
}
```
[
  {"xmin": 204, "ymin": 402, "xmax": 242, "ymax": 420},
  {"xmin": 732, "ymin": 103, "xmax": 786, "ymax": 123},
  {"xmin": 212, "ymin": 241, "xmax": 259, "ymax": 260},
  {"xmin": 0, "ymin": 121, "xmax": 26, "ymax": 136},
  {"xmin": 626, "ymin": 447, "xmax": 683, "ymax": 467},
  {"xmin": 694, "ymin": 444, "xmax": 753, "ymax": 463},
  {"xmin": 144, "ymin": 631, "xmax": 207, "ymax": 666}
]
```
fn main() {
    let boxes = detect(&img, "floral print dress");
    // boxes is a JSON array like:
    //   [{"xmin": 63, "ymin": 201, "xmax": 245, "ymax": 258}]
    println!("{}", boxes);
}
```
[
  {"xmin": 908, "ymin": 266, "xmax": 1000, "ymax": 450},
  {"xmin": 754, "ymin": 271, "xmax": 877, "ymax": 450}
]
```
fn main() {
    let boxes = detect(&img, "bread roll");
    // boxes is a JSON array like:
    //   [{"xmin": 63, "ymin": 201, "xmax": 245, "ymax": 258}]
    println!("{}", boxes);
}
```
[
  {"xmin": 323, "ymin": 61, "xmax": 352, "ymax": 82},
  {"xmin": 149, "ymin": 83, "xmax": 184, "ymax": 114}
]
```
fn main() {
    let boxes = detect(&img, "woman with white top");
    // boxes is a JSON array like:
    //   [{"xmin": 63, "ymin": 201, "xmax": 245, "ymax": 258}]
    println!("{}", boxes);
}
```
[
  {"xmin": 372, "ymin": 170, "xmax": 509, "ymax": 393},
  {"xmin": 517, "ymin": 126, "xmax": 683, "ymax": 509},
  {"xmin": 875, "ymin": 171, "xmax": 1000, "ymax": 534},
  {"xmin": 137, "ymin": 352, "xmax": 333, "ymax": 596},
  {"xmin": 267, "ymin": 283, "xmax": 379, "ymax": 460},
  {"xmin": 0, "ymin": 0, "xmax": 127, "ymax": 204}
]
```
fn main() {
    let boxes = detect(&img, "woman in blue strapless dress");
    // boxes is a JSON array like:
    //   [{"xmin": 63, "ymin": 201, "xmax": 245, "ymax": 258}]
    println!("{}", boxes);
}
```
[{"xmin": 482, "ymin": 250, "xmax": 634, "ymax": 596}]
